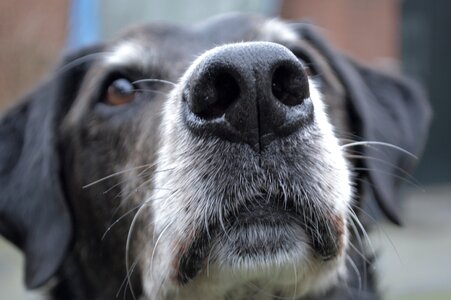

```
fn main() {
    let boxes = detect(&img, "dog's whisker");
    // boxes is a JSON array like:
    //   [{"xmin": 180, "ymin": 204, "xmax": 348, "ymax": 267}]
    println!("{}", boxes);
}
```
[
  {"xmin": 348, "ymin": 157, "xmax": 426, "ymax": 194},
  {"xmin": 346, "ymin": 210, "xmax": 370, "ymax": 257},
  {"xmin": 152, "ymin": 224, "xmax": 180, "ymax": 299},
  {"xmin": 347, "ymin": 241, "xmax": 372, "ymax": 268},
  {"xmin": 116, "ymin": 250, "xmax": 142, "ymax": 299},
  {"xmin": 54, "ymin": 52, "xmax": 110, "ymax": 76},
  {"xmin": 341, "ymin": 141, "xmax": 417, "ymax": 159},
  {"xmin": 125, "ymin": 199, "xmax": 154, "ymax": 300},
  {"xmin": 347, "ymin": 207, "xmax": 371, "ymax": 244},
  {"xmin": 345, "ymin": 154, "xmax": 421, "ymax": 183},
  {"xmin": 103, "ymin": 181, "xmax": 124, "ymax": 195},
  {"xmin": 338, "ymin": 135, "xmax": 365, "ymax": 144},
  {"xmin": 99, "ymin": 175, "xmax": 156, "ymax": 225},
  {"xmin": 83, "ymin": 163, "xmax": 155, "ymax": 188},
  {"xmin": 103, "ymin": 192, "xmax": 170, "ymax": 241},
  {"xmin": 108, "ymin": 168, "xmax": 173, "ymax": 202},
  {"xmin": 150, "ymin": 219, "xmax": 174, "ymax": 280},
  {"xmin": 104, "ymin": 186, "xmax": 173, "ymax": 237},
  {"xmin": 102, "ymin": 203, "xmax": 142, "ymax": 240},
  {"xmin": 117, "ymin": 196, "xmax": 169, "ymax": 299},
  {"xmin": 347, "ymin": 218, "xmax": 373, "ymax": 269},
  {"xmin": 351, "ymin": 167, "xmax": 419, "ymax": 187},
  {"xmin": 154, "ymin": 270, "xmax": 172, "ymax": 300},
  {"xmin": 351, "ymin": 205, "xmax": 404, "ymax": 264},
  {"xmin": 345, "ymin": 254, "xmax": 362, "ymax": 292},
  {"xmin": 346, "ymin": 207, "xmax": 373, "ymax": 289},
  {"xmin": 347, "ymin": 209, "xmax": 376, "ymax": 260},
  {"xmin": 103, "ymin": 167, "xmax": 176, "ymax": 220}
]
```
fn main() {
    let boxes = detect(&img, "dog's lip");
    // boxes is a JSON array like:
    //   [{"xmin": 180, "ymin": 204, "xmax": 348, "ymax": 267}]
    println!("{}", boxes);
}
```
[
  {"xmin": 219, "ymin": 194, "xmax": 344, "ymax": 261},
  {"xmin": 219, "ymin": 195, "xmax": 303, "ymax": 235},
  {"xmin": 224, "ymin": 195, "xmax": 303, "ymax": 227},
  {"xmin": 219, "ymin": 198, "xmax": 306, "ymax": 256},
  {"xmin": 220, "ymin": 220, "xmax": 306, "ymax": 259}
]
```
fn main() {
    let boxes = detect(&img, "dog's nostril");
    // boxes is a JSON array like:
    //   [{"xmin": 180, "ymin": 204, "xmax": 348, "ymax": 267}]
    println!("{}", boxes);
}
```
[
  {"xmin": 187, "ymin": 71, "xmax": 240, "ymax": 119},
  {"xmin": 271, "ymin": 64, "xmax": 309, "ymax": 107}
]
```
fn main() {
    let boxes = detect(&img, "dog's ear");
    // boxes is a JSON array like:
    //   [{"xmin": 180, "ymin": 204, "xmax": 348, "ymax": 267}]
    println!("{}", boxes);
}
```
[
  {"xmin": 345, "ymin": 61, "xmax": 432, "ymax": 225},
  {"xmin": 292, "ymin": 23, "xmax": 432, "ymax": 225},
  {"xmin": 0, "ymin": 44, "xmax": 102, "ymax": 288}
]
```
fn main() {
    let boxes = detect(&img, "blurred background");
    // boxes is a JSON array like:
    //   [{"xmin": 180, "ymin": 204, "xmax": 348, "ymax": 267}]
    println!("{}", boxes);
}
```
[{"xmin": 0, "ymin": 0, "xmax": 450, "ymax": 299}]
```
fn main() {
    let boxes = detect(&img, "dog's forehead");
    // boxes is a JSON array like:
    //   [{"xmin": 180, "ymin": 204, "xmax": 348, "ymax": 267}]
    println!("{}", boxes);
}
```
[{"xmin": 104, "ymin": 14, "xmax": 298, "ymax": 71}]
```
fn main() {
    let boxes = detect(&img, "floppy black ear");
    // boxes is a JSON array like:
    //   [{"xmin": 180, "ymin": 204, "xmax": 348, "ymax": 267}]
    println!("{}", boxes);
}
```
[
  {"xmin": 346, "ymin": 62, "xmax": 431, "ymax": 225},
  {"xmin": 293, "ymin": 23, "xmax": 432, "ymax": 225},
  {"xmin": 0, "ymin": 44, "xmax": 102, "ymax": 288}
]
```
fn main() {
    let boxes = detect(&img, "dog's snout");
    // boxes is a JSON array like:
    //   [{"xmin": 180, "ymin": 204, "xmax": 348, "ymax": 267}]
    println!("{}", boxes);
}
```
[{"xmin": 183, "ymin": 42, "xmax": 313, "ymax": 152}]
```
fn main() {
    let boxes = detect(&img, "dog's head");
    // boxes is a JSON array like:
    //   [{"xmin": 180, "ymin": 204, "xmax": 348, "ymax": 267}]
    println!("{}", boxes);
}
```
[{"xmin": 0, "ymin": 14, "xmax": 430, "ymax": 299}]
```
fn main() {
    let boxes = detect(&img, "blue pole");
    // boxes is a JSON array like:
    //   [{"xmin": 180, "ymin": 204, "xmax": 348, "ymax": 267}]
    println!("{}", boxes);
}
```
[{"xmin": 68, "ymin": 0, "xmax": 101, "ymax": 49}]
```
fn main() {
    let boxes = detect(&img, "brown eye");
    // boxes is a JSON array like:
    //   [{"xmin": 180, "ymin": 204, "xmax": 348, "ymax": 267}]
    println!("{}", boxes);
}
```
[{"xmin": 105, "ymin": 78, "xmax": 136, "ymax": 106}]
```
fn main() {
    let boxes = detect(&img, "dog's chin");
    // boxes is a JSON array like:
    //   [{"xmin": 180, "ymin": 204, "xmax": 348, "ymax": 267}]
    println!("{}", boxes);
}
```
[
  {"xmin": 170, "ymin": 208, "xmax": 346, "ymax": 300},
  {"xmin": 212, "ymin": 205, "xmax": 311, "ymax": 269},
  {"xmin": 172, "ymin": 224, "xmax": 346, "ymax": 300},
  {"xmin": 212, "ymin": 224, "xmax": 311, "ymax": 278}
]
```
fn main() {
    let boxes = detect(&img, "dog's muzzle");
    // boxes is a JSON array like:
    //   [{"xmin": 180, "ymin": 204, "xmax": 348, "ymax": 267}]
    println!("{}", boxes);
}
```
[
  {"xmin": 149, "ymin": 41, "xmax": 351, "ymax": 298},
  {"xmin": 182, "ymin": 42, "xmax": 313, "ymax": 152}
]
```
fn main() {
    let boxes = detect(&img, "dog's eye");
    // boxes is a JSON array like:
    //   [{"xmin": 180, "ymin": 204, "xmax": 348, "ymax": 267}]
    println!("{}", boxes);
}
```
[{"xmin": 105, "ymin": 78, "xmax": 136, "ymax": 106}]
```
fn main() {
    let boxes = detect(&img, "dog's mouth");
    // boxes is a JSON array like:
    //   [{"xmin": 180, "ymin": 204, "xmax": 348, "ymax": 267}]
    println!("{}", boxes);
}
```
[
  {"xmin": 174, "ymin": 192, "xmax": 346, "ymax": 284},
  {"xmin": 217, "ymin": 197, "xmax": 308, "ymax": 260}
]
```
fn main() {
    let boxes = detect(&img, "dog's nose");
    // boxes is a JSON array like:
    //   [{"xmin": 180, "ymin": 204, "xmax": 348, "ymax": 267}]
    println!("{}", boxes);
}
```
[{"xmin": 183, "ymin": 42, "xmax": 313, "ymax": 152}]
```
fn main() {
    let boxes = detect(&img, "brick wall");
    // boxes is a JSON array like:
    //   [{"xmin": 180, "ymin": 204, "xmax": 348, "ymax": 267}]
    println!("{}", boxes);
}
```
[
  {"xmin": 0, "ymin": 0, "xmax": 68, "ymax": 109},
  {"xmin": 281, "ymin": 0, "xmax": 400, "ymax": 64}
]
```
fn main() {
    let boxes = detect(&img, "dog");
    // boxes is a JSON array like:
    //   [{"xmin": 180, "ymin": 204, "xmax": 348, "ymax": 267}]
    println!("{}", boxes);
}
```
[{"xmin": 0, "ymin": 13, "xmax": 431, "ymax": 300}]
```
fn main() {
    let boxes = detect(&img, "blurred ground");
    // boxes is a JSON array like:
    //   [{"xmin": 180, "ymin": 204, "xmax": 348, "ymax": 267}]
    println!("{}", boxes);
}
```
[
  {"xmin": 0, "ymin": 240, "xmax": 41, "ymax": 300},
  {"xmin": 374, "ymin": 184, "xmax": 451, "ymax": 300},
  {"xmin": 1, "ymin": 185, "xmax": 450, "ymax": 299}
]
